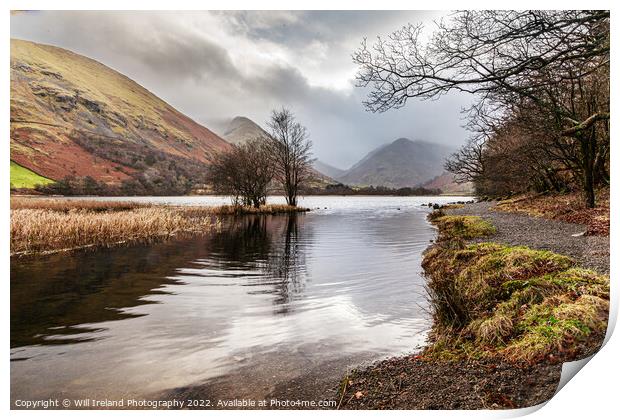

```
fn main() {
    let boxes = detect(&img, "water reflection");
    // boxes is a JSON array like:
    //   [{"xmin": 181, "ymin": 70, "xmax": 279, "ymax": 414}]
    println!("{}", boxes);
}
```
[
  {"xmin": 265, "ymin": 215, "xmax": 307, "ymax": 312},
  {"xmin": 10, "ymin": 245, "xmax": 182, "ymax": 348},
  {"xmin": 200, "ymin": 214, "xmax": 310, "ymax": 313},
  {"xmin": 10, "ymin": 214, "xmax": 308, "ymax": 348},
  {"xmin": 11, "ymin": 196, "xmax": 466, "ymax": 403}
]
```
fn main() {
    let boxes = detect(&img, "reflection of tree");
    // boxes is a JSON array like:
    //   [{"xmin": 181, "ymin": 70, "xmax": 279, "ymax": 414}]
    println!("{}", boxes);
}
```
[
  {"xmin": 263, "ymin": 215, "xmax": 308, "ymax": 314},
  {"xmin": 206, "ymin": 216, "xmax": 272, "ymax": 269},
  {"xmin": 207, "ymin": 214, "xmax": 310, "ymax": 313}
]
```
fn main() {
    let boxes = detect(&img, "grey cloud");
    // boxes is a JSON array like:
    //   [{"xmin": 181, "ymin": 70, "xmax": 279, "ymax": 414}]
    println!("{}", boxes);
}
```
[
  {"xmin": 124, "ymin": 32, "xmax": 240, "ymax": 83},
  {"xmin": 10, "ymin": 10, "xmax": 471, "ymax": 168}
]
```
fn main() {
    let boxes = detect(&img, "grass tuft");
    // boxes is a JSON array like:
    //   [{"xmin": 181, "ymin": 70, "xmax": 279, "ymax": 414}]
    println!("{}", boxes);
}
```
[
  {"xmin": 423, "ymin": 213, "xmax": 609, "ymax": 363},
  {"xmin": 433, "ymin": 215, "xmax": 496, "ymax": 240},
  {"xmin": 208, "ymin": 204, "xmax": 309, "ymax": 215}
]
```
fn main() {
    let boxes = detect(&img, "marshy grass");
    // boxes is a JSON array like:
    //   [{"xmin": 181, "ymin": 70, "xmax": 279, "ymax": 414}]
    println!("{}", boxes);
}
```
[
  {"xmin": 10, "ymin": 198, "xmax": 309, "ymax": 256},
  {"xmin": 423, "ymin": 215, "xmax": 609, "ymax": 363},
  {"xmin": 11, "ymin": 206, "xmax": 218, "ymax": 256},
  {"xmin": 11, "ymin": 197, "xmax": 147, "ymax": 212}
]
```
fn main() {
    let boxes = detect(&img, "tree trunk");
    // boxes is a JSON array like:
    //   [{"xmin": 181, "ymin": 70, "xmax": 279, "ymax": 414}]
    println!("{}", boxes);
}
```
[
  {"xmin": 583, "ymin": 168, "xmax": 595, "ymax": 208},
  {"xmin": 579, "ymin": 134, "xmax": 596, "ymax": 208}
]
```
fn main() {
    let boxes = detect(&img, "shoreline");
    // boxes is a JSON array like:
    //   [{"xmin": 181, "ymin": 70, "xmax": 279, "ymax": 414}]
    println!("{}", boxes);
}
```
[
  {"xmin": 10, "ymin": 197, "xmax": 609, "ymax": 409},
  {"xmin": 338, "ymin": 200, "xmax": 609, "ymax": 409}
]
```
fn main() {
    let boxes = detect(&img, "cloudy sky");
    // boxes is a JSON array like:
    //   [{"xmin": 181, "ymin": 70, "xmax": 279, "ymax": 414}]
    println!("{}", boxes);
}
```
[{"xmin": 11, "ymin": 10, "xmax": 472, "ymax": 168}]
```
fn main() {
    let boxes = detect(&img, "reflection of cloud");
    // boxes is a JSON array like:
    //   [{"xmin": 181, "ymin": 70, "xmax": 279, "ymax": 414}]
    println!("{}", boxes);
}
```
[{"xmin": 10, "ymin": 10, "xmax": 472, "ymax": 168}]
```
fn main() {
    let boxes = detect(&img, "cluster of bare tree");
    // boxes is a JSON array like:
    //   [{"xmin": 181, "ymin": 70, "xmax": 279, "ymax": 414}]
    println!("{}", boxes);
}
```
[
  {"xmin": 354, "ymin": 10, "xmax": 610, "ymax": 207},
  {"xmin": 208, "ymin": 108, "xmax": 313, "ymax": 207}
]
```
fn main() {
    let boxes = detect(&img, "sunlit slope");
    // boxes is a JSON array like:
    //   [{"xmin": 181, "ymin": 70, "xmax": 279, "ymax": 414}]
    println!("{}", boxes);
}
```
[
  {"xmin": 10, "ymin": 161, "xmax": 53, "ymax": 188},
  {"xmin": 10, "ymin": 39, "xmax": 230, "ymax": 184}
]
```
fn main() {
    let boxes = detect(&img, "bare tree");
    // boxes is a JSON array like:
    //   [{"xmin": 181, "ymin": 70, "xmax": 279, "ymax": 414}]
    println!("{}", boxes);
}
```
[
  {"xmin": 444, "ymin": 137, "xmax": 486, "ymax": 185},
  {"xmin": 266, "ymin": 108, "xmax": 313, "ymax": 207},
  {"xmin": 207, "ymin": 139, "xmax": 274, "ymax": 207},
  {"xmin": 353, "ymin": 10, "xmax": 609, "ymax": 207}
]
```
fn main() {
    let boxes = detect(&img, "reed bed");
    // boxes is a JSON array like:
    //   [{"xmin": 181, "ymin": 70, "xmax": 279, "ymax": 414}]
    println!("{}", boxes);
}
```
[
  {"xmin": 10, "ymin": 198, "xmax": 308, "ymax": 256},
  {"xmin": 11, "ymin": 197, "xmax": 147, "ymax": 212},
  {"xmin": 11, "ymin": 206, "xmax": 218, "ymax": 256}
]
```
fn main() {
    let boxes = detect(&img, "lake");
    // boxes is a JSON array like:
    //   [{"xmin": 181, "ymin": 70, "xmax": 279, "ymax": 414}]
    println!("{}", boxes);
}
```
[{"xmin": 11, "ymin": 196, "xmax": 469, "ymax": 406}]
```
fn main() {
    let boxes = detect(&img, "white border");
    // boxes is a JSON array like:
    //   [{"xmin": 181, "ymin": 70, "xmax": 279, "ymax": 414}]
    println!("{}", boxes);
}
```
[{"xmin": 3, "ymin": 1, "xmax": 617, "ymax": 420}]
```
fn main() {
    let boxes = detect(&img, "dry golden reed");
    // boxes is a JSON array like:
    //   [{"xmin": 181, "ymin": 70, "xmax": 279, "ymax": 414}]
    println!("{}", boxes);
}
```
[
  {"xmin": 11, "ymin": 207, "xmax": 217, "ymax": 255},
  {"xmin": 10, "ymin": 198, "xmax": 308, "ymax": 256}
]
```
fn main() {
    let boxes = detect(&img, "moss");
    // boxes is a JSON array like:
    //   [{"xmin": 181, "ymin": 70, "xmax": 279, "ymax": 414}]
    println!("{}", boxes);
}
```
[
  {"xmin": 423, "ymin": 216, "xmax": 609, "ymax": 362},
  {"xmin": 433, "ymin": 216, "xmax": 496, "ymax": 240},
  {"xmin": 503, "ymin": 294, "xmax": 608, "ymax": 361}
]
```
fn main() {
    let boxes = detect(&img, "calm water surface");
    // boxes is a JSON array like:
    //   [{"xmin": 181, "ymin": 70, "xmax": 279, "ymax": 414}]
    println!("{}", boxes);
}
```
[{"xmin": 11, "ymin": 196, "xmax": 469, "ymax": 402}]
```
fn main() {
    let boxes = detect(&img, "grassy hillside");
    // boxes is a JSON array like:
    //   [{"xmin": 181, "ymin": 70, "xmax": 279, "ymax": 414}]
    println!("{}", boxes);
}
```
[
  {"xmin": 10, "ymin": 161, "xmax": 53, "ymax": 188},
  {"xmin": 10, "ymin": 39, "xmax": 231, "ymax": 194}
]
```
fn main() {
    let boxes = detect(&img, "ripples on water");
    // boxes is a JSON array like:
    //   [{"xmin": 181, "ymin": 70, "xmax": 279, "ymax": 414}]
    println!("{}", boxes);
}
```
[{"xmin": 11, "ymin": 196, "xmax": 469, "ymax": 401}]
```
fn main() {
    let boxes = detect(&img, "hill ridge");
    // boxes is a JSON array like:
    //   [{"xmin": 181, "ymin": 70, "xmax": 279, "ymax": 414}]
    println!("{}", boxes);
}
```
[{"xmin": 10, "ymin": 38, "xmax": 230, "ymax": 194}]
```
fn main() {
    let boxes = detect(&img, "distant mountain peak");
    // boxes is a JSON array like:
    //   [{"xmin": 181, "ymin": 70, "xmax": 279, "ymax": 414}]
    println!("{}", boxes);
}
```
[
  {"xmin": 221, "ymin": 116, "xmax": 268, "ymax": 145},
  {"xmin": 336, "ymin": 137, "xmax": 454, "ymax": 189},
  {"xmin": 227, "ymin": 116, "xmax": 254, "ymax": 128}
]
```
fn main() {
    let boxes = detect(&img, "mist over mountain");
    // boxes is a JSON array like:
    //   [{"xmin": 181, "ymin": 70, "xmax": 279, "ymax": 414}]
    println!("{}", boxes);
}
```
[
  {"xmin": 336, "ymin": 138, "xmax": 454, "ymax": 188},
  {"xmin": 312, "ymin": 160, "xmax": 346, "ymax": 180}
]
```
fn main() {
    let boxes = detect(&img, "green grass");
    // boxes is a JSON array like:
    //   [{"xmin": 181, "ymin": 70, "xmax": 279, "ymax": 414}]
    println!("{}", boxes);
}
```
[
  {"xmin": 10, "ymin": 161, "xmax": 53, "ymax": 189},
  {"xmin": 433, "ymin": 215, "xmax": 497, "ymax": 240}
]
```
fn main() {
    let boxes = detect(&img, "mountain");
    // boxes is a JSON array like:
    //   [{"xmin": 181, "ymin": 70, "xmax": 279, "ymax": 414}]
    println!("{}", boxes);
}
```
[
  {"xmin": 313, "ymin": 160, "xmax": 346, "ymax": 179},
  {"xmin": 217, "ymin": 115, "xmax": 335, "ymax": 186},
  {"xmin": 220, "ymin": 116, "xmax": 269, "ymax": 145},
  {"xmin": 422, "ymin": 171, "xmax": 474, "ymax": 195},
  {"xmin": 337, "ymin": 138, "xmax": 453, "ymax": 188},
  {"xmin": 10, "ymin": 39, "xmax": 231, "ymax": 193}
]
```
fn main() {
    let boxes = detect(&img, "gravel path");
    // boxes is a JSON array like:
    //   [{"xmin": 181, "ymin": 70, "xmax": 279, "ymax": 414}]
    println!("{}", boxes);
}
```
[
  {"xmin": 340, "ymin": 357, "xmax": 561, "ymax": 410},
  {"xmin": 447, "ymin": 201, "xmax": 609, "ymax": 274}
]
